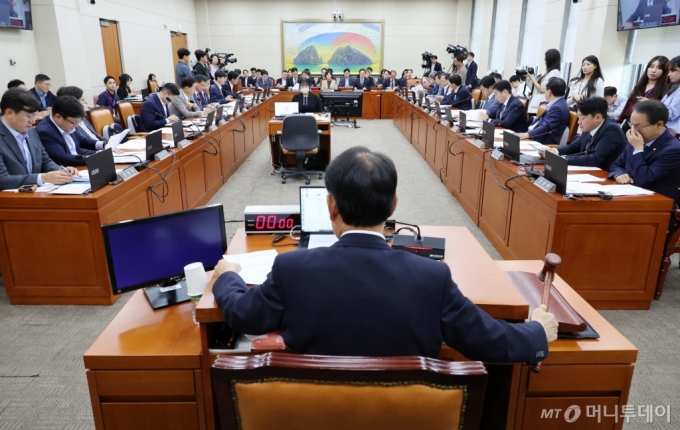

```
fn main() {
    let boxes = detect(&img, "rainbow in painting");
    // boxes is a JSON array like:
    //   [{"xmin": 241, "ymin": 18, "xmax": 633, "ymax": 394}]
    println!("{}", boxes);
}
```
[{"xmin": 282, "ymin": 21, "xmax": 383, "ymax": 74}]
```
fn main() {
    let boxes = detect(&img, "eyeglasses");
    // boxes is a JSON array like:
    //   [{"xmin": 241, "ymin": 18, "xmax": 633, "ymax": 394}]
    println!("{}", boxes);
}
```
[
  {"xmin": 631, "ymin": 123, "xmax": 654, "ymax": 132},
  {"xmin": 66, "ymin": 118, "xmax": 81, "ymax": 127}
]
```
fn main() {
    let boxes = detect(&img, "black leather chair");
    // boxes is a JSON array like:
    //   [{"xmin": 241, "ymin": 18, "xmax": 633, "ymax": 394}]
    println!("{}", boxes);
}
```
[{"xmin": 277, "ymin": 115, "xmax": 324, "ymax": 184}]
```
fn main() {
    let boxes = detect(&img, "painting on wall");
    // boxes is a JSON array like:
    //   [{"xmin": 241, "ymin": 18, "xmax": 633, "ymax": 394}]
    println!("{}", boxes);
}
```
[{"xmin": 281, "ymin": 20, "xmax": 384, "ymax": 74}]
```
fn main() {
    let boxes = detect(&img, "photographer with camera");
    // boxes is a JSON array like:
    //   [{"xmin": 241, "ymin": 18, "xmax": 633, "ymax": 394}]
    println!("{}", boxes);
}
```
[{"xmin": 524, "ymin": 48, "xmax": 562, "ymax": 115}]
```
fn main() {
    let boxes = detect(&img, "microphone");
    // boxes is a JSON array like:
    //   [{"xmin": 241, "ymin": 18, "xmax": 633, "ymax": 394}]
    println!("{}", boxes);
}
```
[
  {"xmin": 151, "ymin": 110, "xmax": 167, "ymax": 120},
  {"xmin": 165, "ymin": 97, "xmax": 172, "ymax": 103}
]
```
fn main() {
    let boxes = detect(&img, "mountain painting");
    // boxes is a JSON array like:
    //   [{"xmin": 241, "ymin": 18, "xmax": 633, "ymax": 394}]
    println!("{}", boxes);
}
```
[{"xmin": 282, "ymin": 21, "xmax": 383, "ymax": 74}]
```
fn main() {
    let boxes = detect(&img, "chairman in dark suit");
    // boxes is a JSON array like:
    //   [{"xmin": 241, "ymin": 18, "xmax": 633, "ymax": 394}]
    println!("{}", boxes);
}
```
[
  {"xmin": 441, "ymin": 75, "xmax": 473, "ymax": 111},
  {"xmin": 354, "ymin": 69, "xmax": 373, "ymax": 90},
  {"xmin": 517, "ymin": 77, "xmax": 569, "ymax": 145},
  {"xmin": 36, "ymin": 96, "xmax": 97, "ymax": 167},
  {"xmin": 338, "ymin": 69, "xmax": 355, "ymax": 89},
  {"xmin": 291, "ymin": 79, "xmax": 321, "ymax": 113},
  {"xmin": 609, "ymin": 100, "xmax": 680, "ymax": 202},
  {"xmin": 139, "ymin": 83, "xmax": 180, "ymax": 132},
  {"xmin": 479, "ymin": 80, "xmax": 528, "ymax": 133},
  {"xmin": 0, "ymin": 89, "xmax": 78, "ymax": 190},
  {"xmin": 213, "ymin": 146, "xmax": 557, "ymax": 360},
  {"xmin": 547, "ymin": 97, "xmax": 627, "ymax": 171}
]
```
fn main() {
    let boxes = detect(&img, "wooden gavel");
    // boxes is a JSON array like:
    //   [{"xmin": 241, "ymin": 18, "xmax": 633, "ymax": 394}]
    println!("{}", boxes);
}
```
[{"xmin": 530, "ymin": 253, "xmax": 562, "ymax": 373}]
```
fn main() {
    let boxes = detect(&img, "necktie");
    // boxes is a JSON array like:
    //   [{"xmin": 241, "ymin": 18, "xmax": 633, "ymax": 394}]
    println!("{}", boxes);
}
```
[
  {"xmin": 584, "ymin": 134, "xmax": 593, "ymax": 151},
  {"xmin": 63, "ymin": 132, "xmax": 77, "ymax": 155},
  {"xmin": 17, "ymin": 133, "xmax": 32, "ymax": 172},
  {"xmin": 500, "ymin": 104, "xmax": 506, "ymax": 118},
  {"xmin": 164, "ymin": 102, "xmax": 168, "ymax": 117}
]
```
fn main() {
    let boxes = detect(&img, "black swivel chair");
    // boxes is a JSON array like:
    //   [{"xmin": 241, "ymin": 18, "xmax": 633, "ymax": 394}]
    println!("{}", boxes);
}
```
[{"xmin": 277, "ymin": 115, "xmax": 324, "ymax": 184}]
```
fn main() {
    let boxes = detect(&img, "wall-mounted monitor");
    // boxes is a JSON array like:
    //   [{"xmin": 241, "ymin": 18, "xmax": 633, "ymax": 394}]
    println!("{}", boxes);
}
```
[
  {"xmin": 0, "ymin": 0, "xmax": 32, "ymax": 30},
  {"xmin": 618, "ymin": 0, "xmax": 679, "ymax": 31}
]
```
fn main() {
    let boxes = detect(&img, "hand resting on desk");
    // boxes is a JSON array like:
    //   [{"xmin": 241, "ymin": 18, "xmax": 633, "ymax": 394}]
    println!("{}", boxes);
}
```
[{"xmin": 215, "ymin": 260, "xmax": 242, "ymax": 277}]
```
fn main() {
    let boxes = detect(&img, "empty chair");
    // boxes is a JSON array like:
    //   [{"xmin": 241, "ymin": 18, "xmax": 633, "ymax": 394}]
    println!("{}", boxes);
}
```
[
  {"xmin": 277, "ymin": 115, "xmax": 324, "ymax": 184},
  {"xmin": 89, "ymin": 107, "xmax": 116, "ymax": 137},
  {"xmin": 116, "ymin": 101, "xmax": 144, "ymax": 135},
  {"xmin": 212, "ymin": 352, "xmax": 488, "ymax": 430},
  {"xmin": 472, "ymin": 89, "xmax": 481, "ymax": 106}
]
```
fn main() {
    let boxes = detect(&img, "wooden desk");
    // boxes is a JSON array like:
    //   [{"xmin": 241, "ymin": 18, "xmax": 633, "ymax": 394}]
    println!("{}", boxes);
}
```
[
  {"xmin": 85, "ymin": 227, "xmax": 636, "ymax": 430},
  {"xmin": 268, "ymin": 116, "xmax": 332, "ymax": 168},
  {"xmin": 0, "ymin": 98, "xmax": 277, "ymax": 305},
  {"xmin": 390, "ymin": 96, "xmax": 672, "ymax": 310}
]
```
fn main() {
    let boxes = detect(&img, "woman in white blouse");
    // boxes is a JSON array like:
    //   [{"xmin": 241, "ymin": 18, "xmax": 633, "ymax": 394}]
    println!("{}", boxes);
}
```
[
  {"xmin": 567, "ymin": 55, "xmax": 605, "ymax": 107},
  {"xmin": 526, "ymin": 49, "xmax": 562, "ymax": 114},
  {"xmin": 209, "ymin": 55, "xmax": 220, "ymax": 79}
]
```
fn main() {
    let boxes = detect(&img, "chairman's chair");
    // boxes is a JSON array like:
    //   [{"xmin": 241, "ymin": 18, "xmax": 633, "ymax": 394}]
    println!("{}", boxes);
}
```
[
  {"xmin": 212, "ymin": 352, "xmax": 488, "ymax": 430},
  {"xmin": 277, "ymin": 115, "xmax": 324, "ymax": 185}
]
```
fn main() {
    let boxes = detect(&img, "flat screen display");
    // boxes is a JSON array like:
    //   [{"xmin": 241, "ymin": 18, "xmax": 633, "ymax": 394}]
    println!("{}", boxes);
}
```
[
  {"xmin": 618, "ymin": 0, "xmax": 679, "ymax": 30},
  {"xmin": 102, "ymin": 205, "xmax": 227, "ymax": 294},
  {"xmin": 0, "ymin": 0, "xmax": 32, "ymax": 30}
]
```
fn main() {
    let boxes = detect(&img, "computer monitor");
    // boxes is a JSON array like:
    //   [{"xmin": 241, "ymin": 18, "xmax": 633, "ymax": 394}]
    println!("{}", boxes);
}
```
[
  {"xmin": 170, "ymin": 121, "xmax": 184, "ymax": 146},
  {"xmin": 204, "ymin": 110, "xmax": 215, "ymax": 131},
  {"xmin": 145, "ymin": 129, "xmax": 164, "ymax": 161},
  {"xmin": 481, "ymin": 120, "xmax": 495, "ymax": 149},
  {"xmin": 102, "ymin": 205, "xmax": 227, "ymax": 309},
  {"xmin": 215, "ymin": 105, "xmax": 224, "ymax": 122},
  {"xmin": 544, "ymin": 150, "xmax": 568, "ymax": 194},
  {"xmin": 86, "ymin": 148, "xmax": 116, "ymax": 193},
  {"xmin": 275, "ymin": 102, "xmax": 300, "ymax": 117},
  {"xmin": 501, "ymin": 130, "xmax": 521, "ymax": 160},
  {"xmin": 141, "ymin": 88, "xmax": 150, "ymax": 99},
  {"xmin": 459, "ymin": 111, "xmax": 467, "ymax": 134},
  {"xmin": 299, "ymin": 186, "xmax": 333, "ymax": 234}
]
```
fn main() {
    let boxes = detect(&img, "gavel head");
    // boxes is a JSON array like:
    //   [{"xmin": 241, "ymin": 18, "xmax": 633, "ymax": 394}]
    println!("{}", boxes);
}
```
[{"xmin": 538, "ymin": 253, "xmax": 562, "ymax": 282}]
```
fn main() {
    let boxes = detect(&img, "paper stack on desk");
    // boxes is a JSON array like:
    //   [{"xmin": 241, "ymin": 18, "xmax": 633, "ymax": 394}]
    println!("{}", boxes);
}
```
[
  {"xmin": 568, "ymin": 166, "xmax": 602, "ymax": 171},
  {"xmin": 223, "ymin": 249, "xmax": 278, "ymax": 285},
  {"xmin": 566, "ymin": 174, "xmax": 605, "ymax": 182},
  {"xmin": 566, "ymin": 182, "xmax": 655, "ymax": 196}
]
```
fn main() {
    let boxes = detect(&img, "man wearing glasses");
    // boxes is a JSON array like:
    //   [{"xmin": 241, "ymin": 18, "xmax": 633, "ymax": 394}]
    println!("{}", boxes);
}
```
[
  {"xmin": 36, "ymin": 95, "xmax": 97, "ymax": 166},
  {"xmin": 609, "ymin": 100, "xmax": 680, "ymax": 202},
  {"xmin": 0, "ymin": 89, "xmax": 77, "ymax": 190}
]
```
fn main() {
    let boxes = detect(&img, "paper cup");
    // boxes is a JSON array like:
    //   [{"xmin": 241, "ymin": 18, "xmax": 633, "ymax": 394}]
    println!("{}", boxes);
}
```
[{"xmin": 184, "ymin": 262, "xmax": 208, "ymax": 297}]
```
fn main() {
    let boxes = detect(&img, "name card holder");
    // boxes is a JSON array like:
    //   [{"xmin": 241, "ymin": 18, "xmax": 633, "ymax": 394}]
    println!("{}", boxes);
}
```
[
  {"xmin": 177, "ymin": 139, "xmax": 192, "ymax": 149},
  {"xmin": 473, "ymin": 140, "xmax": 485, "ymax": 149},
  {"xmin": 534, "ymin": 177, "xmax": 556, "ymax": 193},
  {"xmin": 118, "ymin": 166, "xmax": 139, "ymax": 182},
  {"xmin": 491, "ymin": 148, "xmax": 505, "ymax": 160},
  {"xmin": 154, "ymin": 149, "xmax": 171, "ymax": 161},
  {"xmin": 209, "ymin": 125, "xmax": 218, "ymax": 132}
]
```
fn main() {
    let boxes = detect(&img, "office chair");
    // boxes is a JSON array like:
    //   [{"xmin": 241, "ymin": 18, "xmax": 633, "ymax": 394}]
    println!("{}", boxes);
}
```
[
  {"xmin": 89, "ymin": 107, "xmax": 116, "ymax": 136},
  {"xmin": 212, "ymin": 352, "xmax": 488, "ymax": 430},
  {"xmin": 277, "ymin": 115, "xmax": 324, "ymax": 185}
]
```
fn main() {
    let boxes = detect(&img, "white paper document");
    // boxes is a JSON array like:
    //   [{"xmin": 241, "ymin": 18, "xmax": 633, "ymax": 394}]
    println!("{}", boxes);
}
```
[
  {"xmin": 118, "ymin": 139, "xmax": 147, "ymax": 151},
  {"xmin": 105, "ymin": 129, "xmax": 130, "ymax": 150},
  {"xmin": 48, "ymin": 183, "xmax": 91, "ymax": 195},
  {"xmin": 568, "ymin": 166, "xmax": 602, "ymax": 171},
  {"xmin": 113, "ymin": 154, "xmax": 145, "ymax": 164},
  {"xmin": 566, "ymin": 174, "xmax": 605, "ymax": 182},
  {"xmin": 600, "ymin": 185, "xmax": 654, "ymax": 196},
  {"xmin": 307, "ymin": 234, "xmax": 339, "ymax": 249},
  {"xmin": 223, "ymin": 250, "xmax": 278, "ymax": 285},
  {"xmin": 77, "ymin": 169, "xmax": 123, "ymax": 180},
  {"xmin": 566, "ymin": 182, "xmax": 605, "ymax": 194}
]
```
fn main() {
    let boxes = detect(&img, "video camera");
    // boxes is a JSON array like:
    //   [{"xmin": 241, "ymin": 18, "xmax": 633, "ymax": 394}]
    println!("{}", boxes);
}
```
[
  {"xmin": 422, "ymin": 52, "xmax": 434, "ymax": 70},
  {"xmin": 205, "ymin": 48, "xmax": 238, "ymax": 68},
  {"xmin": 446, "ymin": 44, "xmax": 468, "ymax": 58},
  {"xmin": 515, "ymin": 67, "xmax": 535, "ymax": 76}
]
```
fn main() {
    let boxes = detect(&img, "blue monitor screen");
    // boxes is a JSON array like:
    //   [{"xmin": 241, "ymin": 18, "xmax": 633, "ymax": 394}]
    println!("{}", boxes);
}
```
[
  {"xmin": 618, "ymin": 0, "xmax": 679, "ymax": 30},
  {"xmin": 103, "ymin": 205, "xmax": 226, "ymax": 294},
  {"xmin": 0, "ymin": 0, "xmax": 32, "ymax": 30}
]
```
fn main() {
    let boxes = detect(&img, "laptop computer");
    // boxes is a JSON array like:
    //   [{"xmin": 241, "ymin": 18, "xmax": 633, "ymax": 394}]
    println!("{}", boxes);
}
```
[
  {"xmin": 544, "ymin": 151, "xmax": 568, "ymax": 194},
  {"xmin": 273, "ymin": 102, "xmax": 300, "ymax": 120},
  {"xmin": 86, "ymin": 148, "xmax": 117, "ymax": 193},
  {"xmin": 145, "ymin": 129, "xmax": 164, "ymax": 161},
  {"xmin": 298, "ymin": 186, "xmax": 334, "ymax": 248},
  {"xmin": 204, "ymin": 110, "xmax": 215, "ymax": 131},
  {"xmin": 641, "ymin": 4, "xmax": 663, "ymax": 27}
]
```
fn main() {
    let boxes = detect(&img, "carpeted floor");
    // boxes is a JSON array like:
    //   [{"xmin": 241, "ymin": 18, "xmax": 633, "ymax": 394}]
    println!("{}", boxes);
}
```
[{"xmin": 0, "ymin": 120, "xmax": 677, "ymax": 429}]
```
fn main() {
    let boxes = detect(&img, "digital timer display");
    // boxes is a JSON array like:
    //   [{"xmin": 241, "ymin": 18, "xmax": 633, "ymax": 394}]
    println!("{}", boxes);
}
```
[{"xmin": 244, "ymin": 212, "xmax": 301, "ymax": 234}]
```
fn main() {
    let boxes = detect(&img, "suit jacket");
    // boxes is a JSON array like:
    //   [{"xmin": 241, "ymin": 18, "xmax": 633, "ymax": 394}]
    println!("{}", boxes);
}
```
[
  {"xmin": 276, "ymin": 78, "xmax": 288, "ymax": 87},
  {"xmin": 320, "ymin": 80, "xmax": 338, "ymax": 90},
  {"xmin": 291, "ymin": 92, "xmax": 322, "ymax": 113},
  {"xmin": 382, "ymin": 78, "xmax": 399, "ymax": 90},
  {"xmin": 169, "ymin": 90, "xmax": 201, "ymax": 119},
  {"xmin": 209, "ymin": 83, "xmax": 227, "ymax": 104},
  {"xmin": 488, "ymin": 96, "xmax": 529, "ymax": 133},
  {"xmin": 465, "ymin": 61, "xmax": 478, "ymax": 87},
  {"xmin": 221, "ymin": 81, "xmax": 239, "ymax": 99},
  {"xmin": 96, "ymin": 90, "xmax": 120, "ymax": 111},
  {"xmin": 609, "ymin": 129, "xmax": 680, "ymax": 201},
  {"xmin": 427, "ymin": 84, "xmax": 439, "ymax": 96},
  {"xmin": 139, "ymin": 94, "xmax": 168, "ymax": 132},
  {"xmin": 194, "ymin": 91, "xmax": 210, "ymax": 111},
  {"xmin": 213, "ymin": 233, "xmax": 548, "ymax": 362},
  {"xmin": 528, "ymin": 98, "xmax": 569, "ymax": 144},
  {"xmin": 0, "ymin": 120, "xmax": 61, "ymax": 189},
  {"xmin": 442, "ymin": 86, "xmax": 473, "ymax": 111},
  {"xmin": 338, "ymin": 77, "xmax": 355, "ymax": 88},
  {"xmin": 246, "ymin": 76, "xmax": 257, "ymax": 87},
  {"xmin": 354, "ymin": 76, "xmax": 373, "ymax": 90},
  {"xmin": 35, "ymin": 117, "xmax": 97, "ymax": 166},
  {"xmin": 558, "ymin": 119, "xmax": 628, "ymax": 171},
  {"xmin": 192, "ymin": 62, "xmax": 210, "ymax": 79},
  {"xmin": 256, "ymin": 77, "xmax": 273, "ymax": 89},
  {"xmin": 29, "ymin": 88, "xmax": 56, "ymax": 109},
  {"xmin": 627, "ymin": 0, "xmax": 672, "ymax": 22},
  {"xmin": 476, "ymin": 93, "xmax": 500, "ymax": 118},
  {"xmin": 431, "ymin": 62, "xmax": 443, "ymax": 73}
]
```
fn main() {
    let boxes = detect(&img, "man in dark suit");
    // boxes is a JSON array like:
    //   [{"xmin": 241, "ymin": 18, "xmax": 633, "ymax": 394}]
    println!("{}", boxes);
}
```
[
  {"xmin": 338, "ymin": 68, "xmax": 355, "ymax": 89},
  {"xmin": 609, "ymin": 100, "xmax": 680, "ymax": 201},
  {"xmin": 287, "ymin": 67, "xmax": 300, "ymax": 88},
  {"xmin": 192, "ymin": 49, "xmax": 210, "ymax": 78},
  {"xmin": 441, "ymin": 75, "xmax": 473, "ymax": 110},
  {"xmin": 247, "ymin": 68, "xmax": 257, "ymax": 87},
  {"xmin": 382, "ymin": 70, "xmax": 400, "ymax": 90},
  {"xmin": 475, "ymin": 76, "xmax": 499, "ymax": 117},
  {"xmin": 55, "ymin": 85, "xmax": 109, "ymax": 146},
  {"xmin": 221, "ymin": 71, "xmax": 241, "ymax": 99},
  {"xmin": 291, "ymin": 79, "xmax": 321, "ymax": 113},
  {"xmin": 276, "ymin": 70, "xmax": 288, "ymax": 88},
  {"xmin": 430, "ymin": 55, "xmax": 443, "ymax": 74},
  {"xmin": 139, "ymin": 83, "xmax": 180, "ymax": 132},
  {"xmin": 36, "ymin": 96, "xmax": 97, "ymax": 167},
  {"xmin": 546, "ymin": 97, "xmax": 627, "ymax": 171},
  {"xmin": 0, "ymin": 89, "xmax": 78, "ymax": 190},
  {"xmin": 210, "ymin": 71, "xmax": 230, "ymax": 104},
  {"xmin": 465, "ymin": 52, "xmax": 478, "ymax": 89},
  {"xmin": 480, "ymin": 80, "xmax": 528, "ymax": 133},
  {"xmin": 354, "ymin": 69, "xmax": 373, "ymax": 90},
  {"xmin": 28, "ymin": 74, "xmax": 56, "ymax": 110},
  {"xmin": 212, "ymin": 146, "xmax": 557, "ymax": 359},
  {"xmin": 517, "ymin": 77, "xmax": 569, "ymax": 145}
]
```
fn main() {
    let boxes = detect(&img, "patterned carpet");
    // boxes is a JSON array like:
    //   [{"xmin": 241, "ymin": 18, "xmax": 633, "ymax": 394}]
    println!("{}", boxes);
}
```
[{"xmin": 0, "ymin": 120, "xmax": 677, "ymax": 429}]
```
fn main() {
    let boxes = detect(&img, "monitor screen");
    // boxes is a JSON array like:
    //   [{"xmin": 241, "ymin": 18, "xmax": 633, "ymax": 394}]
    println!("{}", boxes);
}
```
[
  {"xmin": 102, "ymin": 205, "xmax": 227, "ymax": 295},
  {"xmin": 275, "ymin": 102, "xmax": 299, "ymax": 116},
  {"xmin": 300, "ymin": 186, "xmax": 333, "ymax": 233},
  {"xmin": 0, "ymin": 0, "xmax": 32, "ymax": 30},
  {"xmin": 618, "ymin": 0, "xmax": 679, "ymax": 30}
]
